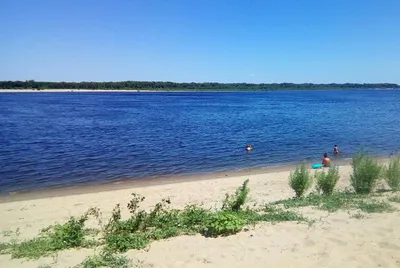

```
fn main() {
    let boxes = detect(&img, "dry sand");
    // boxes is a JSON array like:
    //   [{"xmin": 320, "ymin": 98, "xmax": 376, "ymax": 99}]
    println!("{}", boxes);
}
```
[{"xmin": 0, "ymin": 164, "xmax": 399, "ymax": 267}]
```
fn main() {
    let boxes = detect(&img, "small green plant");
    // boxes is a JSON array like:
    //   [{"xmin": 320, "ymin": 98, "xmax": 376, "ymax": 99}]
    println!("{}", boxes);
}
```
[
  {"xmin": 38, "ymin": 265, "xmax": 53, "ymax": 268},
  {"xmin": 273, "ymin": 192, "xmax": 370, "ymax": 212},
  {"xmin": 315, "ymin": 165, "xmax": 340, "ymax": 195},
  {"xmin": 0, "ymin": 242, "xmax": 10, "ymax": 254},
  {"xmin": 4, "ymin": 212, "xmax": 93, "ymax": 259},
  {"xmin": 260, "ymin": 207, "xmax": 307, "ymax": 223},
  {"xmin": 202, "ymin": 211, "xmax": 245, "ymax": 237},
  {"xmin": 357, "ymin": 201, "xmax": 395, "ymax": 213},
  {"xmin": 350, "ymin": 212, "xmax": 366, "ymax": 219},
  {"xmin": 388, "ymin": 196, "xmax": 400, "ymax": 203},
  {"xmin": 289, "ymin": 163, "xmax": 313, "ymax": 197},
  {"xmin": 78, "ymin": 251, "xmax": 131, "ymax": 268},
  {"xmin": 385, "ymin": 156, "xmax": 400, "ymax": 191},
  {"xmin": 350, "ymin": 152, "xmax": 382, "ymax": 194},
  {"xmin": 222, "ymin": 179, "xmax": 249, "ymax": 211}
]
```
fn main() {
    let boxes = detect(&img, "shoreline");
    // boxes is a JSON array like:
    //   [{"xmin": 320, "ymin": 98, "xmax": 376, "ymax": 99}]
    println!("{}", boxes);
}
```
[
  {"xmin": 0, "ymin": 162, "xmax": 301, "ymax": 203},
  {"xmin": 1, "ymin": 156, "xmax": 388, "ymax": 204}
]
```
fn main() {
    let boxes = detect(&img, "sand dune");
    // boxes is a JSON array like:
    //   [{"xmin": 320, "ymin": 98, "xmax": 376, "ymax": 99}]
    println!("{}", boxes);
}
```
[{"xmin": 0, "ymin": 164, "xmax": 399, "ymax": 267}]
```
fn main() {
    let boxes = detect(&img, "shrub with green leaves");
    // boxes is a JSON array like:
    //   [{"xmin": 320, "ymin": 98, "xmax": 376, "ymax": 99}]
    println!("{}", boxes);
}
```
[
  {"xmin": 350, "ymin": 153, "xmax": 382, "ymax": 194},
  {"xmin": 289, "ymin": 163, "xmax": 313, "ymax": 197},
  {"xmin": 202, "ymin": 211, "xmax": 245, "ymax": 237},
  {"xmin": 315, "ymin": 165, "xmax": 340, "ymax": 195},
  {"xmin": 222, "ymin": 179, "xmax": 249, "ymax": 212},
  {"xmin": 385, "ymin": 156, "xmax": 400, "ymax": 191}
]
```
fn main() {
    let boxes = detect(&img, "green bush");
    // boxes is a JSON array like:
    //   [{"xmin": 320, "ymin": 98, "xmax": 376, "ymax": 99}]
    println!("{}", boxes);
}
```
[
  {"xmin": 315, "ymin": 165, "xmax": 340, "ymax": 195},
  {"xmin": 222, "ymin": 179, "xmax": 249, "ymax": 212},
  {"xmin": 202, "ymin": 211, "xmax": 245, "ymax": 237},
  {"xmin": 47, "ymin": 216, "xmax": 88, "ymax": 248},
  {"xmin": 385, "ymin": 156, "xmax": 400, "ymax": 191},
  {"xmin": 350, "ymin": 153, "xmax": 382, "ymax": 194},
  {"xmin": 289, "ymin": 163, "xmax": 313, "ymax": 197}
]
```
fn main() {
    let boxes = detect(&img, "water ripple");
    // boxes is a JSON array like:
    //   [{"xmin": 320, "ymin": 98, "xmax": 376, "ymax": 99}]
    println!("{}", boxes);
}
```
[{"xmin": 1, "ymin": 90, "xmax": 400, "ymax": 193}]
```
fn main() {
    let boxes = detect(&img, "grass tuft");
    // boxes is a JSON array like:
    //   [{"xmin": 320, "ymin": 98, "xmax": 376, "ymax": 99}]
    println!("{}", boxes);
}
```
[
  {"xmin": 3, "ymin": 211, "xmax": 98, "ymax": 259},
  {"xmin": 388, "ymin": 196, "xmax": 400, "ymax": 203},
  {"xmin": 222, "ymin": 179, "xmax": 249, "ymax": 212},
  {"xmin": 350, "ymin": 212, "xmax": 366, "ymax": 219},
  {"xmin": 77, "ymin": 251, "xmax": 131, "ymax": 268},
  {"xmin": 289, "ymin": 163, "xmax": 313, "ymax": 198},
  {"xmin": 385, "ymin": 156, "xmax": 400, "ymax": 191},
  {"xmin": 357, "ymin": 201, "xmax": 395, "ymax": 213},
  {"xmin": 272, "ymin": 192, "xmax": 393, "ymax": 213},
  {"xmin": 315, "ymin": 165, "xmax": 340, "ymax": 196},
  {"xmin": 350, "ymin": 152, "xmax": 382, "ymax": 194}
]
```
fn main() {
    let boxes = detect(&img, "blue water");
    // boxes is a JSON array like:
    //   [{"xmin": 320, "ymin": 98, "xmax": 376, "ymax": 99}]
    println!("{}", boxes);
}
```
[{"xmin": 1, "ymin": 90, "xmax": 400, "ymax": 194}]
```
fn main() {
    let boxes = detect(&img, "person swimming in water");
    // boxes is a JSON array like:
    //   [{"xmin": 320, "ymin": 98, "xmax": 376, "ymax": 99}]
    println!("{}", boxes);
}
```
[
  {"xmin": 322, "ymin": 153, "xmax": 331, "ymax": 167},
  {"xmin": 334, "ymin": 144, "xmax": 339, "ymax": 156},
  {"xmin": 246, "ymin": 145, "xmax": 253, "ymax": 151}
]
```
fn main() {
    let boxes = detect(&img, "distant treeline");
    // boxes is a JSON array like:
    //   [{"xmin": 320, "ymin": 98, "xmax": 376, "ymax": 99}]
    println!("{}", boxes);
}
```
[{"xmin": 1, "ymin": 80, "xmax": 399, "ymax": 91}]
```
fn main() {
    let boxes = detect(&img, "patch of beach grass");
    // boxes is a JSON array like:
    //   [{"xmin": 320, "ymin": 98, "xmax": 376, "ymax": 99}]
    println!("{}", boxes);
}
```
[
  {"xmin": 388, "ymin": 196, "xmax": 400, "ymax": 203},
  {"xmin": 271, "ymin": 192, "xmax": 394, "ymax": 213},
  {"xmin": 350, "ymin": 152, "xmax": 383, "ymax": 194},
  {"xmin": 37, "ymin": 264, "xmax": 53, "ymax": 268},
  {"xmin": 385, "ymin": 156, "xmax": 400, "ymax": 191},
  {"xmin": 349, "ymin": 212, "xmax": 366, "ymax": 219},
  {"xmin": 357, "ymin": 201, "xmax": 395, "ymax": 213},
  {"xmin": 3, "ymin": 212, "xmax": 99, "ymax": 259},
  {"xmin": 315, "ymin": 165, "xmax": 340, "ymax": 196},
  {"xmin": 103, "ymin": 180, "xmax": 308, "ymax": 251},
  {"xmin": 289, "ymin": 162, "xmax": 313, "ymax": 198},
  {"xmin": 76, "ymin": 251, "xmax": 132, "ymax": 268}
]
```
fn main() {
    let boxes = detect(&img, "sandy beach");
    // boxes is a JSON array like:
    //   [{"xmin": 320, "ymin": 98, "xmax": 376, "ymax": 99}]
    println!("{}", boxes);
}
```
[{"xmin": 0, "ymin": 162, "xmax": 399, "ymax": 268}]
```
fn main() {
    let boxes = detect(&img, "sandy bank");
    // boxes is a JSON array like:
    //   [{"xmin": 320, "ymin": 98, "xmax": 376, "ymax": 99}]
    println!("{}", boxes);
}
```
[{"xmin": 0, "ymin": 162, "xmax": 399, "ymax": 267}]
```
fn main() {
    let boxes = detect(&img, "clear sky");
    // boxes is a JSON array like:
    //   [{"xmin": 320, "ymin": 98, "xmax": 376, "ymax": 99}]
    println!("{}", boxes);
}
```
[{"xmin": 1, "ymin": 0, "xmax": 399, "ymax": 83}]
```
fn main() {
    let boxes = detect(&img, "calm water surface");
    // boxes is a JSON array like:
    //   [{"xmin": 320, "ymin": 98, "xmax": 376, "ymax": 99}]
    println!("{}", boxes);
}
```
[{"xmin": 1, "ymin": 90, "xmax": 400, "ymax": 193}]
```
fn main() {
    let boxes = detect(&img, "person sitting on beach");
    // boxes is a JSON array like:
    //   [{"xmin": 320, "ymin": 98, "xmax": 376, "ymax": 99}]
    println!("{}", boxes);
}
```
[
  {"xmin": 322, "ymin": 153, "xmax": 331, "ymax": 167},
  {"xmin": 246, "ymin": 145, "xmax": 253, "ymax": 151},
  {"xmin": 334, "ymin": 144, "xmax": 339, "ymax": 156}
]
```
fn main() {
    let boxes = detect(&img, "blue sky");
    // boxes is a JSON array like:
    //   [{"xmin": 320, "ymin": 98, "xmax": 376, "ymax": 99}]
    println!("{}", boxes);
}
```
[{"xmin": 1, "ymin": 0, "xmax": 399, "ymax": 83}]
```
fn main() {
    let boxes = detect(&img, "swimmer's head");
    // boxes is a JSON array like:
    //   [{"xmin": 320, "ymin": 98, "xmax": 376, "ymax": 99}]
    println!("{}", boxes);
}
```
[{"xmin": 324, "ymin": 153, "xmax": 328, "ymax": 158}]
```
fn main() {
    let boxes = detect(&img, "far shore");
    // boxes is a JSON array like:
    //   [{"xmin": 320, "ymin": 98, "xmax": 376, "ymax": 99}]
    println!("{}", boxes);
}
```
[
  {"xmin": 0, "ymin": 89, "xmax": 155, "ymax": 93},
  {"xmin": 1, "ymin": 88, "xmax": 399, "ymax": 93}
]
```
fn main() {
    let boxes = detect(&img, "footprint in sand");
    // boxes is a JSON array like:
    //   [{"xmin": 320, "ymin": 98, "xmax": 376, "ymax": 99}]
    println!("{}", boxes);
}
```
[
  {"xmin": 376, "ymin": 227, "xmax": 393, "ymax": 233},
  {"xmin": 327, "ymin": 237, "xmax": 347, "ymax": 246},
  {"xmin": 378, "ymin": 241, "xmax": 400, "ymax": 250},
  {"xmin": 304, "ymin": 238, "xmax": 316, "ymax": 247}
]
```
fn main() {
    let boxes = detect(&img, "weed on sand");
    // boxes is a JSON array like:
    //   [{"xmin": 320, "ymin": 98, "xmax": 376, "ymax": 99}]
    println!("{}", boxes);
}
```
[
  {"xmin": 1, "ymin": 180, "xmax": 307, "ymax": 259},
  {"xmin": 76, "ymin": 251, "xmax": 132, "ymax": 268},
  {"xmin": 272, "ymin": 192, "xmax": 395, "ymax": 213},
  {"xmin": 388, "ymin": 196, "xmax": 400, "ymax": 203}
]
